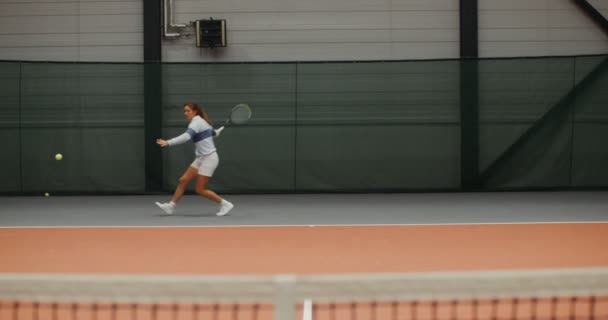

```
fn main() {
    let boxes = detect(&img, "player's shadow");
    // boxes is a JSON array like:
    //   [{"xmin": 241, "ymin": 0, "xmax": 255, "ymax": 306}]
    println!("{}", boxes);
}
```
[{"xmin": 154, "ymin": 211, "xmax": 217, "ymax": 218}]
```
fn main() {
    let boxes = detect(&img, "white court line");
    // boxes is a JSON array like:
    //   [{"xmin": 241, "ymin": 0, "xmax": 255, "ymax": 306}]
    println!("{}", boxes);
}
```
[
  {"xmin": 1, "ymin": 221, "xmax": 608, "ymax": 229},
  {"xmin": 302, "ymin": 299, "xmax": 313, "ymax": 320}
]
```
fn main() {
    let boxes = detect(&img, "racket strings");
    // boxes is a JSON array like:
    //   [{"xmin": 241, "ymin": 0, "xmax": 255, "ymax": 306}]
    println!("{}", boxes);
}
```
[{"xmin": 230, "ymin": 104, "xmax": 252, "ymax": 125}]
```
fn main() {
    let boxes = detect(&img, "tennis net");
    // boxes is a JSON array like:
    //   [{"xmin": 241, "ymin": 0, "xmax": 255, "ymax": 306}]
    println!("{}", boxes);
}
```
[{"xmin": 1, "ymin": 268, "xmax": 607, "ymax": 320}]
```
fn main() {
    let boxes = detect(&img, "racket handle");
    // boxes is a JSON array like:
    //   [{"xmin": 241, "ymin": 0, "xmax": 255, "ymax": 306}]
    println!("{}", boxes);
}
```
[{"xmin": 214, "ymin": 126, "xmax": 225, "ymax": 137}]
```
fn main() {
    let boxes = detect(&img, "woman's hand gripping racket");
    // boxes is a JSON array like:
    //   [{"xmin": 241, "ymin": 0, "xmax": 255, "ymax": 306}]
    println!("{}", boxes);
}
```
[{"xmin": 215, "ymin": 103, "xmax": 252, "ymax": 137}]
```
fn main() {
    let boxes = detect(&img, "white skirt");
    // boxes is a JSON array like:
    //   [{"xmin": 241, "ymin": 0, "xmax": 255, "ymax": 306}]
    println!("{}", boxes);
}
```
[{"xmin": 190, "ymin": 152, "xmax": 219, "ymax": 177}]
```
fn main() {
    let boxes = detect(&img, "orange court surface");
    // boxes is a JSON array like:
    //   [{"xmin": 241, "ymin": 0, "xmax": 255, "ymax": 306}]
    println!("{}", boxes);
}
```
[
  {"xmin": 1, "ymin": 223, "xmax": 608, "ymax": 320},
  {"xmin": 1, "ymin": 223, "xmax": 607, "ymax": 274}
]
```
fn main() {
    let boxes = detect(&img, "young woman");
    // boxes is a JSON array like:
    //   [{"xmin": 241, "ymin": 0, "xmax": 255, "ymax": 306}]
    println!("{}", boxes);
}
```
[{"xmin": 155, "ymin": 102, "xmax": 233, "ymax": 216}]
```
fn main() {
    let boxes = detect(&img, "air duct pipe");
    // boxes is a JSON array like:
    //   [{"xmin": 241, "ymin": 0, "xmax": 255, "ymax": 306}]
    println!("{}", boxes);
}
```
[{"xmin": 163, "ymin": 0, "xmax": 187, "ymax": 38}]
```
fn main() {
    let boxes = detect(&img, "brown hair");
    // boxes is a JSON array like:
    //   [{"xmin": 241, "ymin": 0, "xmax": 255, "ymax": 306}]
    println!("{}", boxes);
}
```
[{"xmin": 184, "ymin": 102, "xmax": 213, "ymax": 125}]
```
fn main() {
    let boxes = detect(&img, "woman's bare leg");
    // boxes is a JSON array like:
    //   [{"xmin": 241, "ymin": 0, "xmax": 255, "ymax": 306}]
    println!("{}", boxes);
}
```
[
  {"xmin": 171, "ymin": 166, "xmax": 199, "ymax": 203},
  {"xmin": 194, "ymin": 175, "xmax": 222, "ymax": 203}
]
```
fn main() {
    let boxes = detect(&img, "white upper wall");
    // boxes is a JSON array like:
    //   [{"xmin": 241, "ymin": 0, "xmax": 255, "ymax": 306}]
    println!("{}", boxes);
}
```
[
  {"xmin": 0, "ymin": 0, "xmax": 605, "ymax": 62},
  {"xmin": 0, "ymin": 0, "xmax": 142, "ymax": 62},
  {"xmin": 479, "ymin": 0, "xmax": 608, "ymax": 57},
  {"xmin": 163, "ymin": 0, "xmax": 460, "ymax": 62}
]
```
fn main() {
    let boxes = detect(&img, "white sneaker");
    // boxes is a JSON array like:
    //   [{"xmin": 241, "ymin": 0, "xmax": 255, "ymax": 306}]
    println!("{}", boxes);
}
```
[
  {"xmin": 216, "ymin": 199, "xmax": 234, "ymax": 216},
  {"xmin": 155, "ymin": 202, "xmax": 175, "ymax": 215}
]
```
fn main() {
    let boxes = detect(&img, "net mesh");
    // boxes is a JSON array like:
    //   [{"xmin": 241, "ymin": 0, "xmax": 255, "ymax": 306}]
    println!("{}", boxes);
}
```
[
  {"xmin": 2, "ymin": 55, "xmax": 607, "ymax": 194},
  {"xmin": 1, "ymin": 268, "xmax": 607, "ymax": 320}
]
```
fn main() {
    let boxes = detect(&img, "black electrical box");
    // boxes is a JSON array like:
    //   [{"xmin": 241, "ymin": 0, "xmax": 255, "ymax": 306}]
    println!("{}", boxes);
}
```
[{"xmin": 195, "ymin": 19, "xmax": 227, "ymax": 48}]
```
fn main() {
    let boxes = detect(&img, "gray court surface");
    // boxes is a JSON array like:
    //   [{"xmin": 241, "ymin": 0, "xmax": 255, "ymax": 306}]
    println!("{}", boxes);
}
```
[{"xmin": 1, "ymin": 191, "xmax": 607, "ymax": 227}]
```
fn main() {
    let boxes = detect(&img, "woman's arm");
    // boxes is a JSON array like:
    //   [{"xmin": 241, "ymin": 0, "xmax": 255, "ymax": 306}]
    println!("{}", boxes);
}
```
[
  {"xmin": 156, "ymin": 129, "xmax": 193, "ymax": 147},
  {"xmin": 156, "ymin": 138, "xmax": 169, "ymax": 147}
]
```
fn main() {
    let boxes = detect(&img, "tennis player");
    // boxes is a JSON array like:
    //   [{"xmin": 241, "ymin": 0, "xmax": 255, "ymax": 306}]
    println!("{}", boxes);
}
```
[{"xmin": 155, "ymin": 102, "xmax": 233, "ymax": 216}]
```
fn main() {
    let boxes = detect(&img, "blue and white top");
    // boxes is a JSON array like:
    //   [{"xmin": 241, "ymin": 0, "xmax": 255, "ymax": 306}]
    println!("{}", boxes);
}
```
[{"xmin": 167, "ymin": 115, "xmax": 216, "ymax": 156}]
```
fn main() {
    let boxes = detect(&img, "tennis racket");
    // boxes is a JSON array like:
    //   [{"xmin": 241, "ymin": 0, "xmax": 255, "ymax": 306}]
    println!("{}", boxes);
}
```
[
  {"xmin": 225, "ymin": 103, "xmax": 252, "ymax": 125},
  {"xmin": 214, "ymin": 103, "xmax": 252, "ymax": 137}
]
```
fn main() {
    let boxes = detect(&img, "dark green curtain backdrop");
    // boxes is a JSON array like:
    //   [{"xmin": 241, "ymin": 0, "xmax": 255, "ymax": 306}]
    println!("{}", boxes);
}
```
[{"xmin": 1, "ymin": 55, "xmax": 606, "ymax": 193}]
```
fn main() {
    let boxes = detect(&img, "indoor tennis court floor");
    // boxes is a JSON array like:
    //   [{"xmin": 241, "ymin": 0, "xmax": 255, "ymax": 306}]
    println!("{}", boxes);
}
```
[
  {"xmin": 1, "ymin": 191, "xmax": 607, "ymax": 275},
  {"xmin": 2, "ymin": 191, "xmax": 608, "ymax": 227}
]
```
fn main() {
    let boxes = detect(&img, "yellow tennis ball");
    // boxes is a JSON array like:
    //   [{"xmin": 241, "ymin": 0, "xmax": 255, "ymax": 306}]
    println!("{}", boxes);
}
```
[
  {"xmin": 44, "ymin": 192, "xmax": 49, "ymax": 197},
  {"xmin": 55, "ymin": 153, "xmax": 63, "ymax": 161}
]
